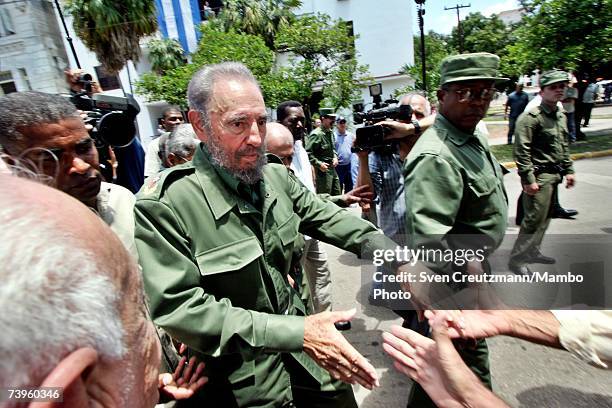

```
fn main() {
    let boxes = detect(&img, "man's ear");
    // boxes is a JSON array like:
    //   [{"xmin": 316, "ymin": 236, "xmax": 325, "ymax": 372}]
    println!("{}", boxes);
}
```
[
  {"xmin": 188, "ymin": 110, "xmax": 208, "ymax": 143},
  {"xmin": 436, "ymin": 89, "xmax": 446, "ymax": 106},
  {"xmin": 29, "ymin": 348, "xmax": 98, "ymax": 408}
]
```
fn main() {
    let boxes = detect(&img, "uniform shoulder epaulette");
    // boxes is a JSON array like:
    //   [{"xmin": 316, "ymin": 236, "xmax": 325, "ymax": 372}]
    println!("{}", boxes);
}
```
[
  {"xmin": 139, "ymin": 162, "xmax": 195, "ymax": 200},
  {"xmin": 527, "ymin": 105, "xmax": 541, "ymax": 117}
]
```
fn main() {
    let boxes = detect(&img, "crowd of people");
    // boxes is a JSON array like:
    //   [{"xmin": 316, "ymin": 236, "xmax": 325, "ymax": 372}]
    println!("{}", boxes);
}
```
[{"xmin": 0, "ymin": 52, "xmax": 610, "ymax": 408}]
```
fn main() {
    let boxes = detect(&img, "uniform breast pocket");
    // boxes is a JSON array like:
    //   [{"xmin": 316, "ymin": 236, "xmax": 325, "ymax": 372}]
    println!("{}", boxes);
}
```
[
  {"xmin": 277, "ymin": 213, "xmax": 300, "ymax": 248},
  {"xmin": 195, "ymin": 237, "xmax": 263, "ymax": 306},
  {"xmin": 466, "ymin": 174, "xmax": 499, "ymax": 216}
]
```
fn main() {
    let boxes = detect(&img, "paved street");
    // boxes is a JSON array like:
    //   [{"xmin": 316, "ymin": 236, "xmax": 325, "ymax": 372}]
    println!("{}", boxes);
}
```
[{"xmin": 323, "ymin": 156, "xmax": 612, "ymax": 407}]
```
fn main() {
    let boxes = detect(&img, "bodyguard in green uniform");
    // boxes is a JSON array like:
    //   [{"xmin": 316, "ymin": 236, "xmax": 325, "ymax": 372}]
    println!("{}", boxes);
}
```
[
  {"xmin": 509, "ymin": 70, "xmax": 576, "ymax": 275},
  {"xmin": 401, "ymin": 53, "xmax": 509, "ymax": 407},
  {"xmin": 305, "ymin": 109, "xmax": 342, "ymax": 195},
  {"xmin": 134, "ymin": 62, "xmax": 398, "ymax": 407}
]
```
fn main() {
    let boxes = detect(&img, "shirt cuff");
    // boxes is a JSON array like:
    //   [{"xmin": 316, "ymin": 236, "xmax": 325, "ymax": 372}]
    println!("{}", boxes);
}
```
[
  {"xmin": 521, "ymin": 172, "xmax": 536, "ymax": 185},
  {"xmin": 264, "ymin": 314, "xmax": 305, "ymax": 352}
]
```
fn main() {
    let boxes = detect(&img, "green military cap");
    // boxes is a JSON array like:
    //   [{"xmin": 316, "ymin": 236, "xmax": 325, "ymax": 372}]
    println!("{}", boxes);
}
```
[
  {"xmin": 319, "ymin": 108, "xmax": 336, "ymax": 118},
  {"xmin": 440, "ymin": 52, "xmax": 509, "ymax": 85},
  {"xmin": 539, "ymin": 70, "xmax": 569, "ymax": 87}
]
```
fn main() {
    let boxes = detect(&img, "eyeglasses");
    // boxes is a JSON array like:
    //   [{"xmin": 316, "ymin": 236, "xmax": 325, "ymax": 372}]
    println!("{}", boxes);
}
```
[{"xmin": 450, "ymin": 88, "xmax": 497, "ymax": 103}]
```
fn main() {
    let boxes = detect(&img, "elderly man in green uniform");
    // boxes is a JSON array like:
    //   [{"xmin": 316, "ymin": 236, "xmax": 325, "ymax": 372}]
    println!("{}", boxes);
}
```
[
  {"xmin": 134, "ymin": 62, "xmax": 401, "ymax": 407},
  {"xmin": 397, "ymin": 52, "xmax": 509, "ymax": 407},
  {"xmin": 306, "ymin": 109, "xmax": 341, "ymax": 195},
  {"xmin": 509, "ymin": 70, "xmax": 576, "ymax": 276}
]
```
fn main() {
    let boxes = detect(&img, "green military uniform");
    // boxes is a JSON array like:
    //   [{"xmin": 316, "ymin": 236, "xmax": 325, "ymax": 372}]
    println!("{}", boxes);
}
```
[
  {"xmin": 509, "ymin": 70, "xmax": 574, "ymax": 269},
  {"xmin": 135, "ymin": 144, "xmax": 394, "ymax": 407},
  {"xmin": 402, "ymin": 53, "xmax": 509, "ymax": 408},
  {"xmin": 305, "ymin": 111, "xmax": 341, "ymax": 196}
]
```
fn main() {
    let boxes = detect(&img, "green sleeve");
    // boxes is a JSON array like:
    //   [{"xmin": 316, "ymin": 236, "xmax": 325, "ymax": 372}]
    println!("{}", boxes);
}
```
[
  {"xmin": 134, "ymin": 199, "xmax": 304, "ymax": 359},
  {"xmin": 514, "ymin": 114, "xmax": 537, "ymax": 185},
  {"xmin": 285, "ymin": 170, "xmax": 397, "ymax": 261},
  {"xmin": 560, "ymin": 123, "xmax": 575, "ymax": 175},
  {"xmin": 404, "ymin": 154, "xmax": 463, "ymax": 274},
  {"xmin": 318, "ymin": 193, "xmax": 348, "ymax": 207},
  {"xmin": 305, "ymin": 132, "xmax": 323, "ymax": 168}
]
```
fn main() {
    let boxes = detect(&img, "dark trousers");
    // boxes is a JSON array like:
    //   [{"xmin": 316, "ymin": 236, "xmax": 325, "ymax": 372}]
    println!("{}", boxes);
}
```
[
  {"xmin": 335, "ymin": 163, "xmax": 353, "ymax": 193},
  {"xmin": 507, "ymin": 116, "xmax": 518, "ymax": 144},
  {"xmin": 582, "ymin": 103, "xmax": 594, "ymax": 126}
]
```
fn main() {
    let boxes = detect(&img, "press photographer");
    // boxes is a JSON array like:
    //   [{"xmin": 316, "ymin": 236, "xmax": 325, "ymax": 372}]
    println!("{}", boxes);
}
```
[{"xmin": 66, "ymin": 69, "xmax": 145, "ymax": 193}]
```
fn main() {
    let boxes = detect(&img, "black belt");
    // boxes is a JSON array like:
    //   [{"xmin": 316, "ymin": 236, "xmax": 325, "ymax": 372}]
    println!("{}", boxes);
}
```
[{"xmin": 533, "ymin": 163, "xmax": 566, "ymax": 176}]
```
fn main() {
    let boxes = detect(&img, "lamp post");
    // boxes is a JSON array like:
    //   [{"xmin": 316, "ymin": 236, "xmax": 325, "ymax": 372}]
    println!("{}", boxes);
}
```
[
  {"xmin": 415, "ymin": 0, "xmax": 426, "ymax": 94},
  {"xmin": 53, "ymin": 0, "xmax": 81, "ymax": 69}
]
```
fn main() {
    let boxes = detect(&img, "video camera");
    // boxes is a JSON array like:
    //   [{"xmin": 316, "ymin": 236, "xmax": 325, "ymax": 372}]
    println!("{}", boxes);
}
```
[
  {"xmin": 352, "ymin": 101, "xmax": 412, "ymax": 153},
  {"xmin": 69, "ymin": 92, "xmax": 140, "ymax": 148}
]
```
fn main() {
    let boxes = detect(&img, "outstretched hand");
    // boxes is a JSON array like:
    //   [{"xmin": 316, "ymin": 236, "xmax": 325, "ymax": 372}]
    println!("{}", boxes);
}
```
[
  {"xmin": 304, "ymin": 309, "xmax": 379, "ymax": 389},
  {"xmin": 158, "ymin": 355, "xmax": 208, "ymax": 401},
  {"xmin": 342, "ymin": 184, "xmax": 374, "ymax": 206}
]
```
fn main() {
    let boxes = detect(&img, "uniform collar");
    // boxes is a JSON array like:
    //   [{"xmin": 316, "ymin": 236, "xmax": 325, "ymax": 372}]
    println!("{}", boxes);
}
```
[
  {"xmin": 539, "ymin": 102, "xmax": 558, "ymax": 116},
  {"xmin": 437, "ymin": 114, "xmax": 484, "ymax": 146},
  {"xmin": 192, "ymin": 144, "xmax": 264, "ymax": 220}
]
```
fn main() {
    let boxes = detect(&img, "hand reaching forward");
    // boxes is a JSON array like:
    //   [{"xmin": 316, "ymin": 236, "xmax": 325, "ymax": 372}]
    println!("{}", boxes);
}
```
[
  {"xmin": 304, "ymin": 309, "xmax": 379, "ymax": 389},
  {"xmin": 382, "ymin": 319, "xmax": 508, "ymax": 408},
  {"xmin": 424, "ymin": 310, "xmax": 511, "ymax": 340},
  {"xmin": 158, "ymin": 355, "xmax": 208, "ymax": 401}
]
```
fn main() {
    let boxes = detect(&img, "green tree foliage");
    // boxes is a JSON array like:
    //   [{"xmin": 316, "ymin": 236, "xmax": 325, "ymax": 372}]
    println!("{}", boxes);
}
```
[
  {"xmin": 506, "ymin": 0, "xmax": 612, "ymax": 76},
  {"xmin": 395, "ymin": 31, "xmax": 452, "ymax": 100},
  {"xmin": 147, "ymin": 38, "xmax": 186, "ymax": 74},
  {"xmin": 275, "ymin": 13, "xmax": 371, "ymax": 110},
  {"xmin": 64, "ymin": 0, "xmax": 158, "ymax": 73},
  {"xmin": 135, "ymin": 25, "xmax": 299, "ymax": 108},
  {"xmin": 213, "ymin": 0, "xmax": 301, "ymax": 49},
  {"xmin": 449, "ymin": 12, "xmax": 513, "ymax": 58}
]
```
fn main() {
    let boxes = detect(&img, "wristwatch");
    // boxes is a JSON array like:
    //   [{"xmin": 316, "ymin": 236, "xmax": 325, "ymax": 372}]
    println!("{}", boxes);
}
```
[{"xmin": 411, "ymin": 119, "xmax": 422, "ymax": 136}]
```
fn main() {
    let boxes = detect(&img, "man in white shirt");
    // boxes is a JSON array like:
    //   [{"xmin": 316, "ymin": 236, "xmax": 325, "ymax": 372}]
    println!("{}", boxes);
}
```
[{"xmin": 144, "ymin": 107, "xmax": 184, "ymax": 177}]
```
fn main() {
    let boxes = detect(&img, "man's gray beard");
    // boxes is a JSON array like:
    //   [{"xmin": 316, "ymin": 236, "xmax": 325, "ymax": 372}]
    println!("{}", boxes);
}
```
[{"xmin": 206, "ymin": 131, "xmax": 267, "ymax": 185}]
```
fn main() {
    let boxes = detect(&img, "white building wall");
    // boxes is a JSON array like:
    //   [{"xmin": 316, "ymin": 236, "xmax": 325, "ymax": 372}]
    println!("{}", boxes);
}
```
[
  {"xmin": 0, "ymin": 1, "xmax": 69, "ymax": 95},
  {"xmin": 296, "ymin": 0, "xmax": 414, "ymax": 104}
]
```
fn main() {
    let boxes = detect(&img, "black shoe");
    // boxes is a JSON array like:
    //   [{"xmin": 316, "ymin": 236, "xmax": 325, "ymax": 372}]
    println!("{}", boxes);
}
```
[
  {"xmin": 552, "ymin": 207, "xmax": 578, "ymax": 219},
  {"xmin": 509, "ymin": 264, "xmax": 533, "ymax": 276},
  {"xmin": 527, "ymin": 253, "xmax": 556, "ymax": 264}
]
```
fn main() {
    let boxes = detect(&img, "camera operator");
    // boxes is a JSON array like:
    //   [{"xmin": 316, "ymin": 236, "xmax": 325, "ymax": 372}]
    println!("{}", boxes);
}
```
[
  {"xmin": 65, "ymin": 68, "xmax": 103, "ymax": 97},
  {"xmin": 354, "ymin": 93, "xmax": 433, "ymax": 307}
]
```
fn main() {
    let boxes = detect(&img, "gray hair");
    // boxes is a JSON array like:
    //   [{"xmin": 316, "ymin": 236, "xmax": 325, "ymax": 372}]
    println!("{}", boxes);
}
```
[
  {"xmin": 0, "ymin": 197, "xmax": 125, "ymax": 390},
  {"xmin": 0, "ymin": 92, "xmax": 79, "ymax": 150},
  {"xmin": 164, "ymin": 123, "xmax": 198, "ymax": 162},
  {"xmin": 399, "ymin": 92, "xmax": 432, "ymax": 116},
  {"xmin": 187, "ymin": 62, "xmax": 260, "ymax": 129}
]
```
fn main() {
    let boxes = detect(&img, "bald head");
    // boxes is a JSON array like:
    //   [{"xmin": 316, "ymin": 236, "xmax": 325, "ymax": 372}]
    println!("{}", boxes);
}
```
[
  {"xmin": 399, "ymin": 93, "xmax": 431, "ymax": 120},
  {"xmin": 0, "ymin": 175, "xmax": 160, "ymax": 407},
  {"xmin": 266, "ymin": 123, "xmax": 294, "ymax": 168}
]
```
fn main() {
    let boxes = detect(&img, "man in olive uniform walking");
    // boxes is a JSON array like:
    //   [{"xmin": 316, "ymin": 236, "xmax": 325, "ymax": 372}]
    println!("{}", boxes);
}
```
[
  {"xmin": 306, "ymin": 109, "xmax": 341, "ymax": 195},
  {"xmin": 400, "ymin": 52, "xmax": 509, "ymax": 408},
  {"xmin": 134, "ymin": 62, "xmax": 400, "ymax": 407},
  {"xmin": 509, "ymin": 70, "xmax": 576, "ymax": 275}
]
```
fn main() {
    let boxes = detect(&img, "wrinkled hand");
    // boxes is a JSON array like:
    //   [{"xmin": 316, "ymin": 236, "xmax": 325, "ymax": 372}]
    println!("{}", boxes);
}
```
[
  {"xmin": 424, "ymin": 310, "xmax": 510, "ymax": 340},
  {"xmin": 341, "ymin": 184, "xmax": 374, "ymax": 206},
  {"xmin": 332, "ymin": 157, "xmax": 339, "ymax": 167},
  {"xmin": 158, "ymin": 356, "xmax": 208, "ymax": 401},
  {"xmin": 319, "ymin": 163, "xmax": 329, "ymax": 172},
  {"xmin": 523, "ymin": 182, "xmax": 539, "ymax": 195},
  {"xmin": 382, "ymin": 320, "xmax": 488, "ymax": 408},
  {"xmin": 565, "ymin": 174, "xmax": 576, "ymax": 188},
  {"xmin": 304, "ymin": 309, "xmax": 379, "ymax": 389}
]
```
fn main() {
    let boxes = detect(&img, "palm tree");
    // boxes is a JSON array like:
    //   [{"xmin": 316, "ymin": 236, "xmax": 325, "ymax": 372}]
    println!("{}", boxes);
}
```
[
  {"xmin": 147, "ymin": 38, "xmax": 185, "ymax": 74},
  {"xmin": 216, "ymin": 0, "xmax": 301, "ymax": 49},
  {"xmin": 64, "ymin": 0, "xmax": 158, "ymax": 73}
]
